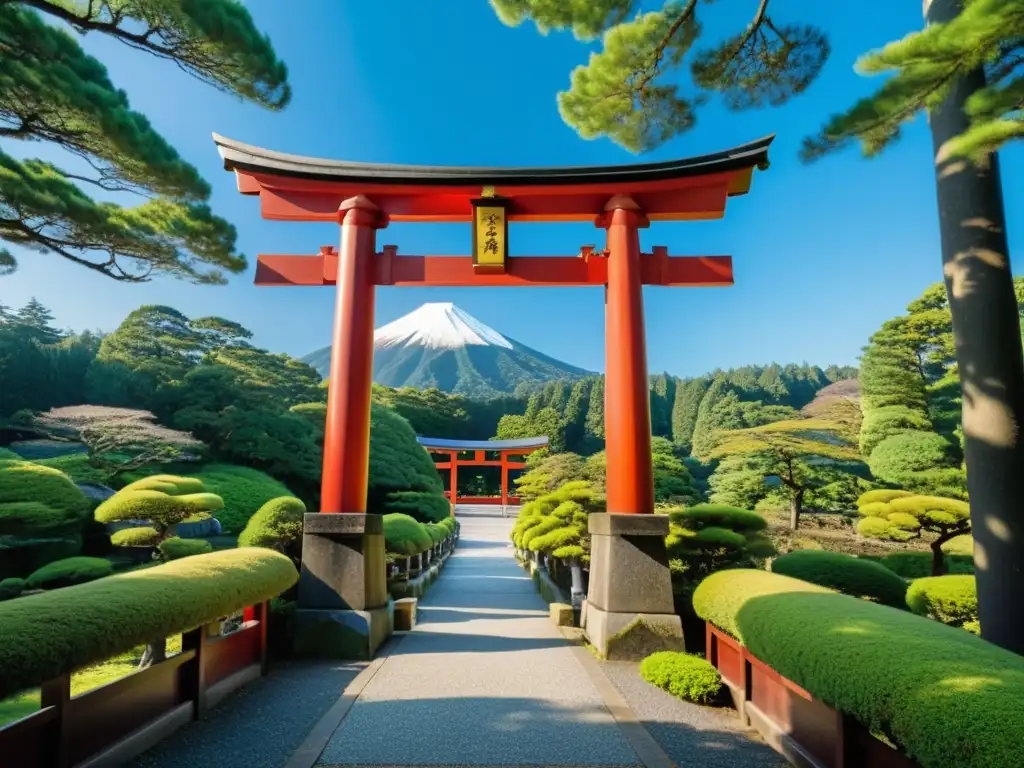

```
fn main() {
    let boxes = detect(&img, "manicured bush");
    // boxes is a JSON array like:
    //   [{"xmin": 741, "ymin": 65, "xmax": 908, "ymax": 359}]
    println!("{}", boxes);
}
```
[
  {"xmin": 0, "ymin": 577, "xmax": 24, "ymax": 601},
  {"xmin": 238, "ymin": 497, "xmax": 305, "ymax": 552},
  {"xmin": 383, "ymin": 490, "xmax": 451, "ymax": 523},
  {"xmin": 640, "ymin": 651, "xmax": 722, "ymax": 704},
  {"xmin": 437, "ymin": 516, "xmax": 456, "ymax": 535},
  {"xmin": 0, "ymin": 447, "xmax": 20, "ymax": 460},
  {"xmin": 906, "ymin": 575, "xmax": 978, "ymax": 633},
  {"xmin": 665, "ymin": 504, "xmax": 775, "ymax": 582},
  {"xmin": 35, "ymin": 454, "xmax": 112, "ymax": 486},
  {"xmin": 424, "ymin": 522, "xmax": 447, "ymax": 544},
  {"xmin": 693, "ymin": 569, "xmax": 1024, "ymax": 768},
  {"xmin": 770, "ymin": 550, "xmax": 908, "ymax": 608},
  {"xmin": 119, "ymin": 464, "xmax": 293, "ymax": 534},
  {"xmin": 157, "ymin": 537, "xmax": 213, "ymax": 561},
  {"xmin": 0, "ymin": 459, "xmax": 91, "ymax": 578},
  {"xmin": 0, "ymin": 548, "xmax": 298, "ymax": 699},
  {"xmin": 942, "ymin": 534, "xmax": 973, "ymax": 556},
  {"xmin": 382, "ymin": 513, "xmax": 433, "ymax": 555},
  {"xmin": 368, "ymin": 404, "xmax": 443, "ymax": 499},
  {"xmin": 26, "ymin": 556, "xmax": 114, "ymax": 590},
  {"xmin": 110, "ymin": 526, "xmax": 160, "ymax": 547}
]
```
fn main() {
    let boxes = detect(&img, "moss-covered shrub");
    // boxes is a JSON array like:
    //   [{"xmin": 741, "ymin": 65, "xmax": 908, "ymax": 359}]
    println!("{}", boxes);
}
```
[
  {"xmin": 34, "ymin": 454, "xmax": 112, "ymax": 485},
  {"xmin": 157, "ymin": 537, "xmax": 213, "ymax": 561},
  {"xmin": 0, "ymin": 548, "xmax": 298, "ymax": 699},
  {"xmin": 666, "ymin": 504, "xmax": 775, "ymax": 583},
  {"xmin": 25, "ymin": 556, "xmax": 114, "ymax": 590},
  {"xmin": 437, "ymin": 516, "xmax": 456, "ymax": 535},
  {"xmin": 693, "ymin": 569, "xmax": 1024, "ymax": 768},
  {"xmin": 906, "ymin": 575, "xmax": 978, "ymax": 633},
  {"xmin": 383, "ymin": 490, "xmax": 451, "ymax": 523},
  {"xmin": 382, "ymin": 513, "xmax": 433, "ymax": 555},
  {"xmin": 0, "ymin": 459, "xmax": 91, "ymax": 578},
  {"xmin": 423, "ymin": 522, "xmax": 446, "ymax": 544},
  {"xmin": 0, "ymin": 577, "xmax": 25, "ymax": 601},
  {"xmin": 770, "ymin": 550, "xmax": 908, "ymax": 608},
  {"xmin": 639, "ymin": 651, "xmax": 722, "ymax": 704},
  {"xmin": 119, "ymin": 464, "xmax": 293, "ymax": 534},
  {"xmin": 238, "ymin": 497, "xmax": 305, "ymax": 553}
]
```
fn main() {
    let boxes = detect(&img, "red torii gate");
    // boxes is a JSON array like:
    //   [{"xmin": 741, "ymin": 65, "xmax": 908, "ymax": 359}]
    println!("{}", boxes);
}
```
[
  {"xmin": 214, "ymin": 133, "xmax": 772, "ymax": 659},
  {"xmin": 415, "ymin": 435, "xmax": 548, "ymax": 508}
]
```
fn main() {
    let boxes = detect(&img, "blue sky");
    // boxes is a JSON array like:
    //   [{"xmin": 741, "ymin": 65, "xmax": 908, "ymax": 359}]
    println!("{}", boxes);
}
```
[{"xmin": 3, "ymin": 1, "xmax": 1021, "ymax": 379}]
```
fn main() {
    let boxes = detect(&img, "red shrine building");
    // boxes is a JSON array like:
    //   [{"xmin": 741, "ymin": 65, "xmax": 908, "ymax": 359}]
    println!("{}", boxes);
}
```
[{"xmin": 214, "ymin": 133, "xmax": 773, "ymax": 659}]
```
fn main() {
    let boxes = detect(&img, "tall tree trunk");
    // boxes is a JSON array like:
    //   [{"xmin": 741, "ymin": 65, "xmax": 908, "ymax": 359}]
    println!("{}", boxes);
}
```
[
  {"xmin": 927, "ymin": 0, "xmax": 1024, "ymax": 654},
  {"xmin": 789, "ymin": 488, "xmax": 804, "ymax": 531}
]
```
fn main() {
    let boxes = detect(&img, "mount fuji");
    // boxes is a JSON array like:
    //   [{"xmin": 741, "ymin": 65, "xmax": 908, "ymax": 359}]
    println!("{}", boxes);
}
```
[{"xmin": 301, "ymin": 302, "xmax": 591, "ymax": 398}]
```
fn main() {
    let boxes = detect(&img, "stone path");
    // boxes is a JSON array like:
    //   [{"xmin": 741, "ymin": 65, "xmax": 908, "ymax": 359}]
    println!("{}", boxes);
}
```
[{"xmin": 315, "ymin": 511, "xmax": 643, "ymax": 767}]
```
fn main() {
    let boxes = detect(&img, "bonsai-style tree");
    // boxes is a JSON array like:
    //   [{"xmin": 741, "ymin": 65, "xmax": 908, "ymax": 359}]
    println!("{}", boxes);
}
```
[
  {"xmin": 237, "ymin": 496, "xmax": 306, "ymax": 567},
  {"xmin": 521, "ymin": 481, "xmax": 604, "ymax": 606},
  {"xmin": 0, "ymin": 458, "xmax": 90, "ymax": 578},
  {"xmin": 31, "ymin": 406, "xmax": 204, "ymax": 478},
  {"xmin": 514, "ymin": 453, "xmax": 587, "ymax": 501},
  {"xmin": 95, "ymin": 474, "xmax": 222, "ymax": 666},
  {"xmin": 708, "ymin": 419, "xmax": 862, "ymax": 530},
  {"xmin": 665, "ymin": 504, "xmax": 775, "ymax": 583},
  {"xmin": 95, "ymin": 474, "xmax": 222, "ymax": 562},
  {"xmin": 854, "ymin": 490, "xmax": 971, "ymax": 576}
]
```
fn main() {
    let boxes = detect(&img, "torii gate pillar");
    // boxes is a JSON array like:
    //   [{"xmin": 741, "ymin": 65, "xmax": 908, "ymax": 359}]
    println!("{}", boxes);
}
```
[
  {"xmin": 295, "ymin": 196, "xmax": 392, "ymax": 660},
  {"xmin": 583, "ymin": 196, "xmax": 683, "ymax": 660}
]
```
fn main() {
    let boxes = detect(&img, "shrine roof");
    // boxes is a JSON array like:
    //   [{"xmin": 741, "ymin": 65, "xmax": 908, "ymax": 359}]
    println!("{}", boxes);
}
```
[
  {"xmin": 416, "ymin": 436, "xmax": 549, "ymax": 451},
  {"xmin": 213, "ymin": 133, "xmax": 773, "ymax": 189}
]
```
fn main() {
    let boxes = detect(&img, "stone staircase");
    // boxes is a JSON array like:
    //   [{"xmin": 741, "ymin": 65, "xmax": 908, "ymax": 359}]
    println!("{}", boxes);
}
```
[{"xmin": 453, "ymin": 503, "xmax": 521, "ymax": 518}]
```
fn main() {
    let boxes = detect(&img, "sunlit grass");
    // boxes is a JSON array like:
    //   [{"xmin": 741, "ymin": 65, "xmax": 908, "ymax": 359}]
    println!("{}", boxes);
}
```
[{"xmin": 0, "ymin": 634, "xmax": 183, "ymax": 728}]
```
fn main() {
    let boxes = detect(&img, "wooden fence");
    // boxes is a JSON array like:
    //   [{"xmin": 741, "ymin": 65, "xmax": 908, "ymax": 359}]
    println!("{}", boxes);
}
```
[
  {"xmin": 1, "ymin": 601, "xmax": 269, "ymax": 768},
  {"xmin": 705, "ymin": 622, "xmax": 919, "ymax": 768}
]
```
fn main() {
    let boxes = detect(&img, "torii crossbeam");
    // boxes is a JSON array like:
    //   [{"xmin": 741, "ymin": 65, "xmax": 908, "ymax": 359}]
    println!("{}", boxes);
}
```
[{"xmin": 214, "ymin": 133, "xmax": 773, "ymax": 659}]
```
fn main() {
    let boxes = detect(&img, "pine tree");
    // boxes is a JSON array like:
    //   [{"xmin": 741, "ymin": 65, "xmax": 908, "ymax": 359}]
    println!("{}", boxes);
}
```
[
  {"xmin": 563, "ymin": 378, "xmax": 592, "ymax": 454},
  {"xmin": 649, "ymin": 372, "xmax": 675, "ymax": 437},
  {"xmin": 13, "ymin": 297, "xmax": 62, "ymax": 344},
  {"xmin": 709, "ymin": 419, "xmax": 862, "ymax": 530},
  {"xmin": 489, "ymin": 1, "xmax": 830, "ymax": 152},
  {"xmin": 584, "ymin": 376, "xmax": 606, "ymax": 443},
  {"xmin": 803, "ymin": 0, "xmax": 1023, "ymax": 652},
  {"xmin": 671, "ymin": 377, "xmax": 708, "ymax": 452},
  {"xmin": 1, "ymin": 2, "xmax": 289, "ymax": 281}
]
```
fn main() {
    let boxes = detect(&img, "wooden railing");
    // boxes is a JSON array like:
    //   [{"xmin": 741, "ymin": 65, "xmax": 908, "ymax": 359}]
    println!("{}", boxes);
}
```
[
  {"xmin": 705, "ymin": 622, "xmax": 919, "ymax": 768},
  {"xmin": 1, "ymin": 601, "xmax": 269, "ymax": 768}
]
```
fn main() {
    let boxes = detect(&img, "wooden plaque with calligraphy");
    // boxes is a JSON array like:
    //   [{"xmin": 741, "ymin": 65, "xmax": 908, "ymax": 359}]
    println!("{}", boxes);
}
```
[{"xmin": 470, "ymin": 196, "xmax": 509, "ymax": 274}]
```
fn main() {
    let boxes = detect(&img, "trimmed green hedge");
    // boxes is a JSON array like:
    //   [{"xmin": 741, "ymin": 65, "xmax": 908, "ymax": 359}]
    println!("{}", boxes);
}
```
[
  {"xmin": 424, "ymin": 522, "xmax": 446, "ymax": 544},
  {"xmin": 693, "ymin": 569, "xmax": 830, "ymax": 639},
  {"xmin": 693, "ymin": 569, "xmax": 1024, "ymax": 768},
  {"xmin": 158, "ymin": 537, "xmax": 213, "ymax": 561},
  {"xmin": 238, "ymin": 497, "xmax": 305, "ymax": 550},
  {"xmin": 26, "ymin": 557, "xmax": 113, "ymax": 590},
  {"xmin": 906, "ymin": 575, "xmax": 978, "ymax": 633},
  {"xmin": 0, "ymin": 548, "xmax": 298, "ymax": 699},
  {"xmin": 35, "ymin": 454, "xmax": 112, "ymax": 486},
  {"xmin": 382, "ymin": 513, "xmax": 433, "ymax": 556},
  {"xmin": 770, "ymin": 550, "xmax": 908, "ymax": 608},
  {"xmin": 640, "ymin": 652, "xmax": 722, "ymax": 704}
]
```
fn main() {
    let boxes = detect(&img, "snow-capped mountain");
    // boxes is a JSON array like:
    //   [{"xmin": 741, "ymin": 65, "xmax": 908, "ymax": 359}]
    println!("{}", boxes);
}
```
[{"xmin": 302, "ymin": 302, "xmax": 591, "ymax": 397}]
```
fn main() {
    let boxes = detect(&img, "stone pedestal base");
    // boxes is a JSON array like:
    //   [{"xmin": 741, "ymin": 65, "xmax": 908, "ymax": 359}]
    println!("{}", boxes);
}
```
[
  {"xmin": 293, "ymin": 605, "xmax": 393, "ymax": 660},
  {"xmin": 295, "ymin": 513, "xmax": 392, "ymax": 658},
  {"xmin": 583, "ymin": 512, "xmax": 684, "ymax": 660}
]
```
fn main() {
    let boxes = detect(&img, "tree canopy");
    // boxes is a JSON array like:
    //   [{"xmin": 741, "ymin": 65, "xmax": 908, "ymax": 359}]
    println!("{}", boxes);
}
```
[
  {"xmin": 0, "ymin": 1, "xmax": 289, "ymax": 280},
  {"xmin": 489, "ymin": 0, "xmax": 830, "ymax": 152}
]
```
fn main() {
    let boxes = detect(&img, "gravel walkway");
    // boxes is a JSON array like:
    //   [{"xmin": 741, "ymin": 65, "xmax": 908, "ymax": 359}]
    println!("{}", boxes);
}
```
[
  {"xmin": 600, "ymin": 661, "xmax": 785, "ymax": 768},
  {"xmin": 317, "ymin": 512, "xmax": 643, "ymax": 767},
  {"xmin": 131, "ymin": 660, "xmax": 364, "ymax": 768}
]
